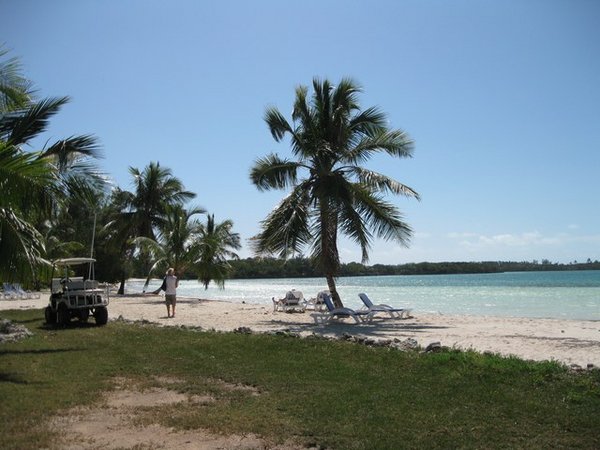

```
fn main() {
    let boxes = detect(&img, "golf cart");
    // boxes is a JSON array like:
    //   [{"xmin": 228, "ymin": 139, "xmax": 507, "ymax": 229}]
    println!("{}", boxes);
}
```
[{"xmin": 45, "ymin": 257, "xmax": 110, "ymax": 326}]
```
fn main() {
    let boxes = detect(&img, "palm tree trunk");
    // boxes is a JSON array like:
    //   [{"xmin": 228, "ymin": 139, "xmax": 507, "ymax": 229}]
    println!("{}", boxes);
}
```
[
  {"xmin": 326, "ymin": 274, "xmax": 344, "ymax": 308},
  {"xmin": 118, "ymin": 271, "xmax": 126, "ymax": 295},
  {"xmin": 320, "ymin": 203, "xmax": 343, "ymax": 307}
]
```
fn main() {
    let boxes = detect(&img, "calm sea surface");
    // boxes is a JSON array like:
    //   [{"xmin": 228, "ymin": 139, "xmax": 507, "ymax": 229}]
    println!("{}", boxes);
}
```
[{"xmin": 126, "ymin": 270, "xmax": 600, "ymax": 320}]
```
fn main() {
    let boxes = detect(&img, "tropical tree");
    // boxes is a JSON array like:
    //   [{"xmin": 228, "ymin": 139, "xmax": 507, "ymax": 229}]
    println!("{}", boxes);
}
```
[
  {"xmin": 194, "ymin": 214, "xmax": 241, "ymax": 289},
  {"xmin": 134, "ymin": 204, "xmax": 206, "ymax": 290},
  {"xmin": 106, "ymin": 162, "xmax": 195, "ymax": 293},
  {"xmin": 250, "ymin": 77, "xmax": 420, "ymax": 307},
  {"xmin": 0, "ymin": 47, "xmax": 104, "ymax": 284}
]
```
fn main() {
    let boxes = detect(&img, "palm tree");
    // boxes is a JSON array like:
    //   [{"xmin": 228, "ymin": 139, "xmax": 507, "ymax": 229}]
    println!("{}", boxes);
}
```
[
  {"xmin": 250, "ymin": 77, "xmax": 420, "ymax": 307},
  {"xmin": 194, "ymin": 214, "xmax": 241, "ymax": 289},
  {"xmin": 0, "ymin": 48, "xmax": 105, "ymax": 284},
  {"xmin": 126, "ymin": 162, "xmax": 195, "ymax": 240},
  {"xmin": 134, "ymin": 205, "xmax": 205, "ymax": 290},
  {"xmin": 106, "ymin": 162, "xmax": 195, "ymax": 293}
]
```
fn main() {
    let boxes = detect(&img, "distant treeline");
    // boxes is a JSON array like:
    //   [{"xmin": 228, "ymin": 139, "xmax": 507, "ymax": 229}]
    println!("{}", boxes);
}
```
[{"xmin": 227, "ymin": 257, "xmax": 600, "ymax": 279}]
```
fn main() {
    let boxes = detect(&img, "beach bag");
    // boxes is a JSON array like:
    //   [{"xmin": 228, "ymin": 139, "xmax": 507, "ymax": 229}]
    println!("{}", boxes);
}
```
[{"xmin": 159, "ymin": 277, "xmax": 167, "ymax": 292}]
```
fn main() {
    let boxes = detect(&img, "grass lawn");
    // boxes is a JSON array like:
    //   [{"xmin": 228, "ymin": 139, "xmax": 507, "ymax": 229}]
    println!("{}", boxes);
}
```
[{"xmin": 1, "ymin": 308, "xmax": 599, "ymax": 449}]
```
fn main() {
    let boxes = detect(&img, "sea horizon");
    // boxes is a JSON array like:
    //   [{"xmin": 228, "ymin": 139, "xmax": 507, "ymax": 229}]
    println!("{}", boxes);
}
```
[{"xmin": 125, "ymin": 270, "xmax": 600, "ymax": 321}]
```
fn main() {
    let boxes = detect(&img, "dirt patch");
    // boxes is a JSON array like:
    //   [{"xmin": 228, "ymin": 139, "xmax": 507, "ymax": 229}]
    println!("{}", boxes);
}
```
[{"xmin": 50, "ymin": 377, "xmax": 304, "ymax": 450}]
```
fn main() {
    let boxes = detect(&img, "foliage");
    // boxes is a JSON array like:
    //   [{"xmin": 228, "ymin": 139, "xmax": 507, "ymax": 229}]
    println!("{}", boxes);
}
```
[
  {"xmin": 1, "ymin": 309, "xmax": 599, "ymax": 449},
  {"xmin": 0, "ymin": 47, "xmax": 105, "ymax": 286},
  {"xmin": 250, "ymin": 77, "xmax": 419, "ymax": 307},
  {"xmin": 194, "ymin": 213, "xmax": 241, "ymax": 289},
  {"xmin": 228, "ymin": 257, "xmax": 600, "ymax": 279},
  {"xmin": 104, "ymin": 162, "xmax": 196, "ymax": 293}
]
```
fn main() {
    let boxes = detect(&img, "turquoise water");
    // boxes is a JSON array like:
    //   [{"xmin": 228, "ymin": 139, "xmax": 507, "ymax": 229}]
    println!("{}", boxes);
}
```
[{"xmin": 126, "ymin": 270, "xmax": 600, "ymax": 320}]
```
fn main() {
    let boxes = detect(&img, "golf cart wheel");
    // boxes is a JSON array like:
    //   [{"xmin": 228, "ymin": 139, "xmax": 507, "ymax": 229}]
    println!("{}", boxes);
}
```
[
  {"xmin": 45, "ymin": 306, "xmax": 56, "ymax": 325},
  {"xmin": 94, "ymin": 306, "xmax": 108, "ymax": 326},
  {"xmin": 57, "ymin": 304, "xmax": 70, "ymax": 326},
  {"xmin": 78, "ymin": 308, "xmax": 90, "ymax": 322}
]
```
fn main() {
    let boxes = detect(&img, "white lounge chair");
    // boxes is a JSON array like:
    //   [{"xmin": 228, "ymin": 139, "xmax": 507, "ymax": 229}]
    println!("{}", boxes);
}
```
[
  {"xmin": 3, "ymin": 283, "xmax": 22, "ymax": 300},
  {"xmin": 14, "ymin": 283, "xmax": 37, "ymax": 299},
  {"xmin": 305, "ymin": 290, "xmax": 329, "ymax": 311},
  {"xmin": 272, "ymin": 289, "xmax": 306, "ymax": 313},
  {"xmin": 358, "ymin": 293, "xmax": 412, "ymax": 319},
  {"xmin": 313, "ymin": 292, "xmax": 372, "ymax": 324}
]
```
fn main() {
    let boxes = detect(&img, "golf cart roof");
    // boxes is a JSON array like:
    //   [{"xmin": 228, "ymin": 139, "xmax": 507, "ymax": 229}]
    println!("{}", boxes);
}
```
[{"xmin": 53, "ymin": 257, "xmax": 96, "ymax": 267}]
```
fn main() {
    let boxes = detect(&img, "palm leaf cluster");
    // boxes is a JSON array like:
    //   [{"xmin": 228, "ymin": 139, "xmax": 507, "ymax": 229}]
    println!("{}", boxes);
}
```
[
  {"xmin": 251, "ymin": 77, "xmax": 419, "ymax": 306},
  {"xmin": 107, "ymin": 164, "xmax": 241, "ymax": 292},
  {"xmin": 0, "ymin": 46, "xmax": 105, "ymax": 283}
]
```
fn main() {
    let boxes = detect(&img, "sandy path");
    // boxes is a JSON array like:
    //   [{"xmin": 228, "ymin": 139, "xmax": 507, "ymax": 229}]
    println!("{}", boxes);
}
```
[{"xmin": 2, "ymin": 293, "xmax": 599, "ymax": 368}]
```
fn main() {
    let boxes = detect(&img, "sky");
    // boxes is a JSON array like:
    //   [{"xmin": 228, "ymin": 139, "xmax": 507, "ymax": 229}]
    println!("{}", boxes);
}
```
[{"xmin": 2, "ymin": 0, "xmax": 599, "ymax": 265}]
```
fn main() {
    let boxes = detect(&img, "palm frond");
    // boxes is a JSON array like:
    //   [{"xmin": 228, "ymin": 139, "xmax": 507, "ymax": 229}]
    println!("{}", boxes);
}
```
[
  {"xmin": 251, "ymin": 184, "xmax": 312, "ymax": 257},
  {"xmin": 250, "ymin": 153, "xmax": 300, "ymax": 191},
  {"xmin": 0, "ymin": 207, "xmax": 46, "ymax": 281},
  {"xmin": 2, "ymin": 96, "xmax": 69, "ymax": 146},
  {"xmin": 0, "ymin": 46, "xmax": 34, "ymax": 112},
  {"xmin": 264, "ymin": 106, "xmax": 293, "ymax": 142},
  {"xmin": 41, "ymin": 134, "xmax": 103, "ymax": 166},
  {"xmin": 350, "ymin": 167, "xmax": 421, "ymax": 200},
  {"xmin": 352, "ymin": 186, "xmax": 413, "ymax": 246}
]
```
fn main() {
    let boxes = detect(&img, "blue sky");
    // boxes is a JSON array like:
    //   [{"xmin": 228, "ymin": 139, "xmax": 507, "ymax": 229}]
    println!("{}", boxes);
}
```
[{"xmin": 3, "ymin": 0, "xmax": 599, "ymax": 264}]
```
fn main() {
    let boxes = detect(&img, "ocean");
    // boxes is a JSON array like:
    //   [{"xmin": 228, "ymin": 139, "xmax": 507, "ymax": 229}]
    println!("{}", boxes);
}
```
[{"xmin": 126, "ymin": 270, "xmax": 600, "ymax": 321}]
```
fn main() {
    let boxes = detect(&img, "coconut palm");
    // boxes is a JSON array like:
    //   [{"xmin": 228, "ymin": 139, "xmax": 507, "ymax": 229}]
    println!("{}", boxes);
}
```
[
  {"xmin": 106, "ymin": 162, "xmax": 196, "ymax": 293},
  {"xmin": 250, "ymin": 77, "xmax": 420, "ymax": 307},
  {"xmin": 134, "ymin": 205, "xmax": 206, "ymax": 290},
  {"xmin": 125, "ymin": 162, "xmax": 196, "ymax": 240},
  {"xmin": 194, "ymin": 214, "xmax": 241, "ymax": 289},
  {"xmin": 0, "ymin": 48, "xmax": 104, "ymax": 283}
]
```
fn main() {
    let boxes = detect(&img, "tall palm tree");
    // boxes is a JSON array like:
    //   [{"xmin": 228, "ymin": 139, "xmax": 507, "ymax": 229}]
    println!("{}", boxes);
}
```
[
  {"xmin": 194, "ymin": 214, "xmax": 241, "ymax": 289},
  {"xmin": 250, "ymin": 77, "xmax": 420, "ymax": 307},
  {"xmin": 106, "ymin": 162, "xmax": 195, "ymax": 293}
]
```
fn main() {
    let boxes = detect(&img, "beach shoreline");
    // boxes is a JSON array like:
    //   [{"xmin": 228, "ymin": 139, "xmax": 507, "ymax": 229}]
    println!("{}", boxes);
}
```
[{"xmin": 2, "ymin": 293, "xmax": 599, "ymax": 368}]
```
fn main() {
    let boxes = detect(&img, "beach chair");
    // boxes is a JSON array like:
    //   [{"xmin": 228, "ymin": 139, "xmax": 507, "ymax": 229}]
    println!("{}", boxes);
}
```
[
  {"xmin": 305, "ymin": 290, "xmax": 329, "ymax": 311},
  {"xmin": 312, "ymin": 292, "xmax": 372, "ymax": 324},
  {"xmin": 3, "ymin": 283, "xmax": 21, "ymax": 300},
  {"xmin": 358, "ymin": 293, "xmax": 412, "ymax": 319},
  {"xmin": 272, "ymin": 289, "xmax": 306, "ymax": 312},
  {"xmin": 14, "ymin": 283, "xmax": 34, "ymax": 299}
]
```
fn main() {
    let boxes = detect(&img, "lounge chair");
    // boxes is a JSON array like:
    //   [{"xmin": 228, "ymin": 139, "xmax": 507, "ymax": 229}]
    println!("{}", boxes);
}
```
[
  {"xmin": 305, "ymin": 290, "xmax": 329, "ymax": 312},
  {"xmin": 272, "ymin": 289, "xmax": 306, "ymax": 313},
  {"xmin": 358, "ymin": 293, "xmax": 412, "ymax": 319},
  {"xmin": 312, "ymin": 292, "xmax": 372, "ymax": 324},
  {"xmin": 3, "ymin": 283, "xmax": 21, "ymax": 300},
  {"xmin": 14, "ymin": 283, "xmax": 37, "ymax": 299}
]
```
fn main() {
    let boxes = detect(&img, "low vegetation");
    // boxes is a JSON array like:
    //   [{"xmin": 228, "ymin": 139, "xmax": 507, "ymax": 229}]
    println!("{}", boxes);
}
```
[
  {"xmin": 227, "ymin": 257, "xmax": 600, "ymax": 279},
  {"xmin": 1, "ymin": 309, "xmax": 599, "ymax": 449}
]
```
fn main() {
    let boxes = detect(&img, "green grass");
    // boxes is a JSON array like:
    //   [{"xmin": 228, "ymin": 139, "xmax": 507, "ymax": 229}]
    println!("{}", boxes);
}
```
[{"xmin": 1, "ymin": 309, "xmax": 599, "ymax": 449}]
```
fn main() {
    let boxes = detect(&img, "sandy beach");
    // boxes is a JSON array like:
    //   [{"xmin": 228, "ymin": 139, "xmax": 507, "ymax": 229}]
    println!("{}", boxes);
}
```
[{"xmin": 2, "ymin": 293, "xmax": 599, "ymax": 368}]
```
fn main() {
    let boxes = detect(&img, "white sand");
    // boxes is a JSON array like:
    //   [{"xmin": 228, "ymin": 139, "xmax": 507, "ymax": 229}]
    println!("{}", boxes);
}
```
[{"xmin": 2, "ymin": 293, "xmax": 599, "ymax": 368}]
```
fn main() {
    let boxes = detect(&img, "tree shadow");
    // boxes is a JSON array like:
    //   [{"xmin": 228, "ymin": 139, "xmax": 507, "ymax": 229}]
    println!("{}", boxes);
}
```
[
  {"xmin": 39, "ymin": 321, "xmax": 104, "ymax": 331},
  {"xmin": 258, "ymin": 316, "xmax": 450, "ymax": 340},
  {"xmin": 0, "ymin": 372, "xmax": 30, "ymax": 384},
  {"xmin": 0, "ymin": 347, "xmax": 83, "ymax": 356}
]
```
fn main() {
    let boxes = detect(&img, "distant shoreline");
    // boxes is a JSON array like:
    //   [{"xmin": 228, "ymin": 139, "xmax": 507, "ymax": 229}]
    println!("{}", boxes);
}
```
[{"xmin": 223, "ymin": 258, "xmax": 600, "ymax": 280}]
